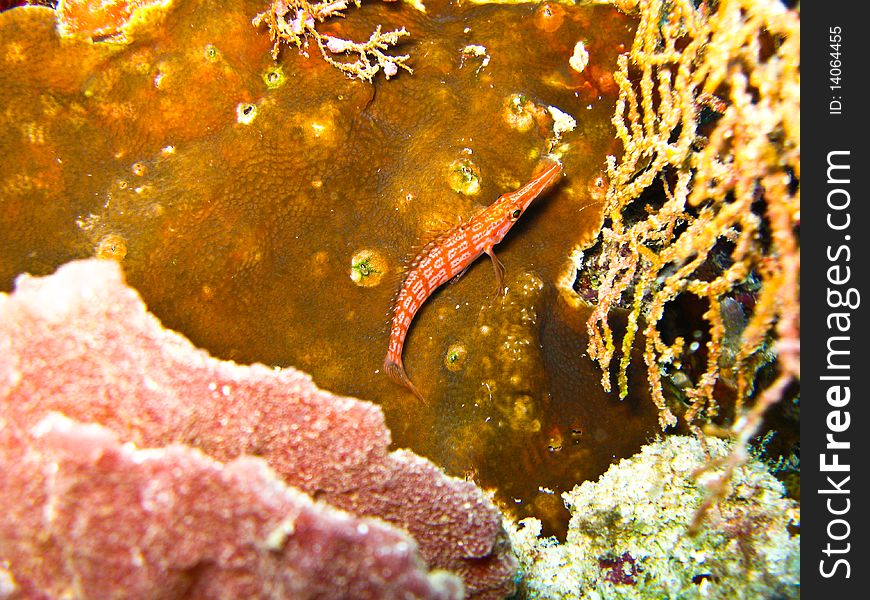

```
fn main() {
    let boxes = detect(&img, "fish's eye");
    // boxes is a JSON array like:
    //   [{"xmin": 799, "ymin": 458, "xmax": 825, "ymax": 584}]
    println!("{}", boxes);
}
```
[{"xmin": 511, "ymin": 209, "xmax": 522, "ymax": 220}]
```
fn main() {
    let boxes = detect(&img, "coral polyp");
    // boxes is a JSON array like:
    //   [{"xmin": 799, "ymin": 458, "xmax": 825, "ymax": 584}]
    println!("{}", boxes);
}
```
[
  {"xmin": 350, "ymin": 248, "xmax": 387, "ymax": 287},
  {"xmin": 444, "ymin": 343, "xmax": 467, "ymax": 372},
  {"xmin": 236, "ymin": 102, "xmax": 258, "ymax": 124},
  {"xmin": 447, "ymin": 157, "xmax": 482, "ymax": 196},
  {"xmin": 262, "ymin": 64, "xmax": 286, "ymax": 88},
  {"xmin": 96, "ymin": 233, "xmax": 128, "ymax": 260},
  {"xmin": 504, "ymin": 94, "xmax": 545, "ymax": 134}
]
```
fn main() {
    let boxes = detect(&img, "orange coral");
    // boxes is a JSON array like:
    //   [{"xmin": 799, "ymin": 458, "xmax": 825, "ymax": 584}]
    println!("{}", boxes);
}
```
[{"xmin": 56, "ymin": 0, "xmax": 175, "ymax": 40}]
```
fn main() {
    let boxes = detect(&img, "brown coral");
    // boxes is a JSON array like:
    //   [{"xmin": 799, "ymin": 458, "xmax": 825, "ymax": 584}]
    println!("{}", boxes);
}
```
[
  {"xmin": 54, "ymin": 0, "xmax": 174, "ymax": 40},
  {"xmin": 0, "ymin": 259, "xmax": 514, "ymax": 598},
  {"xmin": 0, "ymin": 0, "xmax": 661, "ymax": 532}
]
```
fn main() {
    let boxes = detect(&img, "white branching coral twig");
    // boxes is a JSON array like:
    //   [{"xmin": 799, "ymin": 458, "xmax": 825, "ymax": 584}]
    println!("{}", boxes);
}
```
[{"xmin": 252, "ymin": 0, "xmax": 412, "ymax": 82}]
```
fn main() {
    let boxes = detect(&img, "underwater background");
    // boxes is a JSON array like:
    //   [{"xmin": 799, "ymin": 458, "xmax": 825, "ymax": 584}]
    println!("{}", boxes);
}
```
[{"xmin": 0, "ymin": 0, "xmax": 800, "ymax": 597}]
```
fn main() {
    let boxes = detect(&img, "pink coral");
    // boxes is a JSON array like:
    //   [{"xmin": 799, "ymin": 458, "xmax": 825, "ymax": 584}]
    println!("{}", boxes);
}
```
[
  {"xmin": 0, "ymin": 259, "xmax": 515, "ymax": 598},
  {"xmin": 1, "ymin": 413, "xmax": 461, "ymax": 599}
]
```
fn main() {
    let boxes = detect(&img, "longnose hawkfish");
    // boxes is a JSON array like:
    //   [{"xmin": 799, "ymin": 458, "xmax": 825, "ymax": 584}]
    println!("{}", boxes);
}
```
[{"xmin": 384, "ymin": 159, "xmax": 564, "ymax": 401}]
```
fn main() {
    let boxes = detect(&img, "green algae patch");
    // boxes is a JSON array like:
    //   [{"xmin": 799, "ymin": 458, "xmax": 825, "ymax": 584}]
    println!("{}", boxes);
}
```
[{"xmin": 0, "ymin": 0, "xmax": 646, "ymax": 533}]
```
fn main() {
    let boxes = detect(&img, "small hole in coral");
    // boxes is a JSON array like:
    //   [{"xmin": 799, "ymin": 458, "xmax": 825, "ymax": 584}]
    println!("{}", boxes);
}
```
[
  {"xmin": 263, "ymin": 66, "xmax": 286, "ymax": 89},
  {"xmin": 236, "ymin": 103, "xmax": 258, "ymax": 124}
]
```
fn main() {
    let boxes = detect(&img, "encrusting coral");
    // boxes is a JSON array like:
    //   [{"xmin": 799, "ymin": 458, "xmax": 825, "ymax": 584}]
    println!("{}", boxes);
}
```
[
  {"xmin": 53, "ymin": 0, "xmax": 176, "ymax": 40},
  {"xmin": 0, "ymin": 0, "xmax": 660, "ymax": 532},
  {"xmin": 0, "ymin": 259, "xmax": 514, "ymax": 598},
  {"xmin": 2, "ymin": 413, "xmax": 464, "ymax": 599},
  {"xmin": 579, "ymin": 0, "xmax": 799, "ymax": 519},
  {"xmin": 508, "ymin": 435, "xmax": 800, "ymax": 599}
]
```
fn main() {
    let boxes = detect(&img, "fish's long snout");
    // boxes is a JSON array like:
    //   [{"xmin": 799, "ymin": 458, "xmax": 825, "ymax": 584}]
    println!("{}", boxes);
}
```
[{"xmin": 514, "ymin": 159, "xmax": 564, "ymax": 207}]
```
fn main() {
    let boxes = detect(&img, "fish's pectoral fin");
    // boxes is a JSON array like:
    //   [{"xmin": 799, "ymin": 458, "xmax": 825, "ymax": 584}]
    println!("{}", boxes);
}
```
[
  {"xmin": 384, "ymin": 358, "xmax": 427, "ymax": 402},
  {"xmin": 449, "ymin": 263, "xmax": 471, "ymax": 285},
  {"xmin": 485, "ymin": 247, "xmax": 506, "ymax": 298}
]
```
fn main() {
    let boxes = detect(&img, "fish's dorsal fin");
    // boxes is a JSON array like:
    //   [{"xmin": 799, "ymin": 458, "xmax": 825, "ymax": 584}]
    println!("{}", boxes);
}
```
[
  {"xmin": 403, "ymin": 215, "xmax": 467, "ymax": 271},
  {"xmin": 415, "ymin": 215, "xmax": 464, "ymax": 250},
  {"xmin": 383, "ymin": 215, "xmax": 467, "ymax": 330}
]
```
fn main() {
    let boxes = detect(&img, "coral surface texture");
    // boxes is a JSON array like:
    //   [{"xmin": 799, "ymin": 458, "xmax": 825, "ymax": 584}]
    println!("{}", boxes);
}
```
[
  {"xmin": 0, "ymin": 0, "xmax": 663, "ymax": 531},
  {"xmin": 0, "ymin": 259, "xmax": 513, "ymax": 598}
]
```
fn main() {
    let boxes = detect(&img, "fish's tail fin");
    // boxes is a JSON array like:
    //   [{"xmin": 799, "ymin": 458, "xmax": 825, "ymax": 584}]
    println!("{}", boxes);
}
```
[{"xmin": 384, "ymin": 358, "xmax": 426, "ymax": 402}]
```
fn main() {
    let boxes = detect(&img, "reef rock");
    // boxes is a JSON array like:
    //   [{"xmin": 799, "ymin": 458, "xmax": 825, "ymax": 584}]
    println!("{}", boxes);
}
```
[
  {"xmin": 508, "ymin": 435, "xmax": 800, "ymax": 599},
  {"xmin": 0, "ymin": 259, "xmax": 514, "ymax": 598}
]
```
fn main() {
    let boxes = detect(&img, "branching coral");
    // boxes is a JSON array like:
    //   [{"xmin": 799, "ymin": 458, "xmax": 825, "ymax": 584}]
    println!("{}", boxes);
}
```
[
  {"xmin": 252, "ymin": 0, "xmax": 412, "ymax": 81},
  {"xmin": 586, "ymin": 0, "xmax": 798, "ymax": 438}
]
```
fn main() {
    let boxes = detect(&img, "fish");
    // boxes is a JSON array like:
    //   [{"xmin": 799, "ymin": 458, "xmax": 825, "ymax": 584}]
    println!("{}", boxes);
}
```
[{"xmin": 384, "ymin": 159, "xmax": 564, "ymax": 401}]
